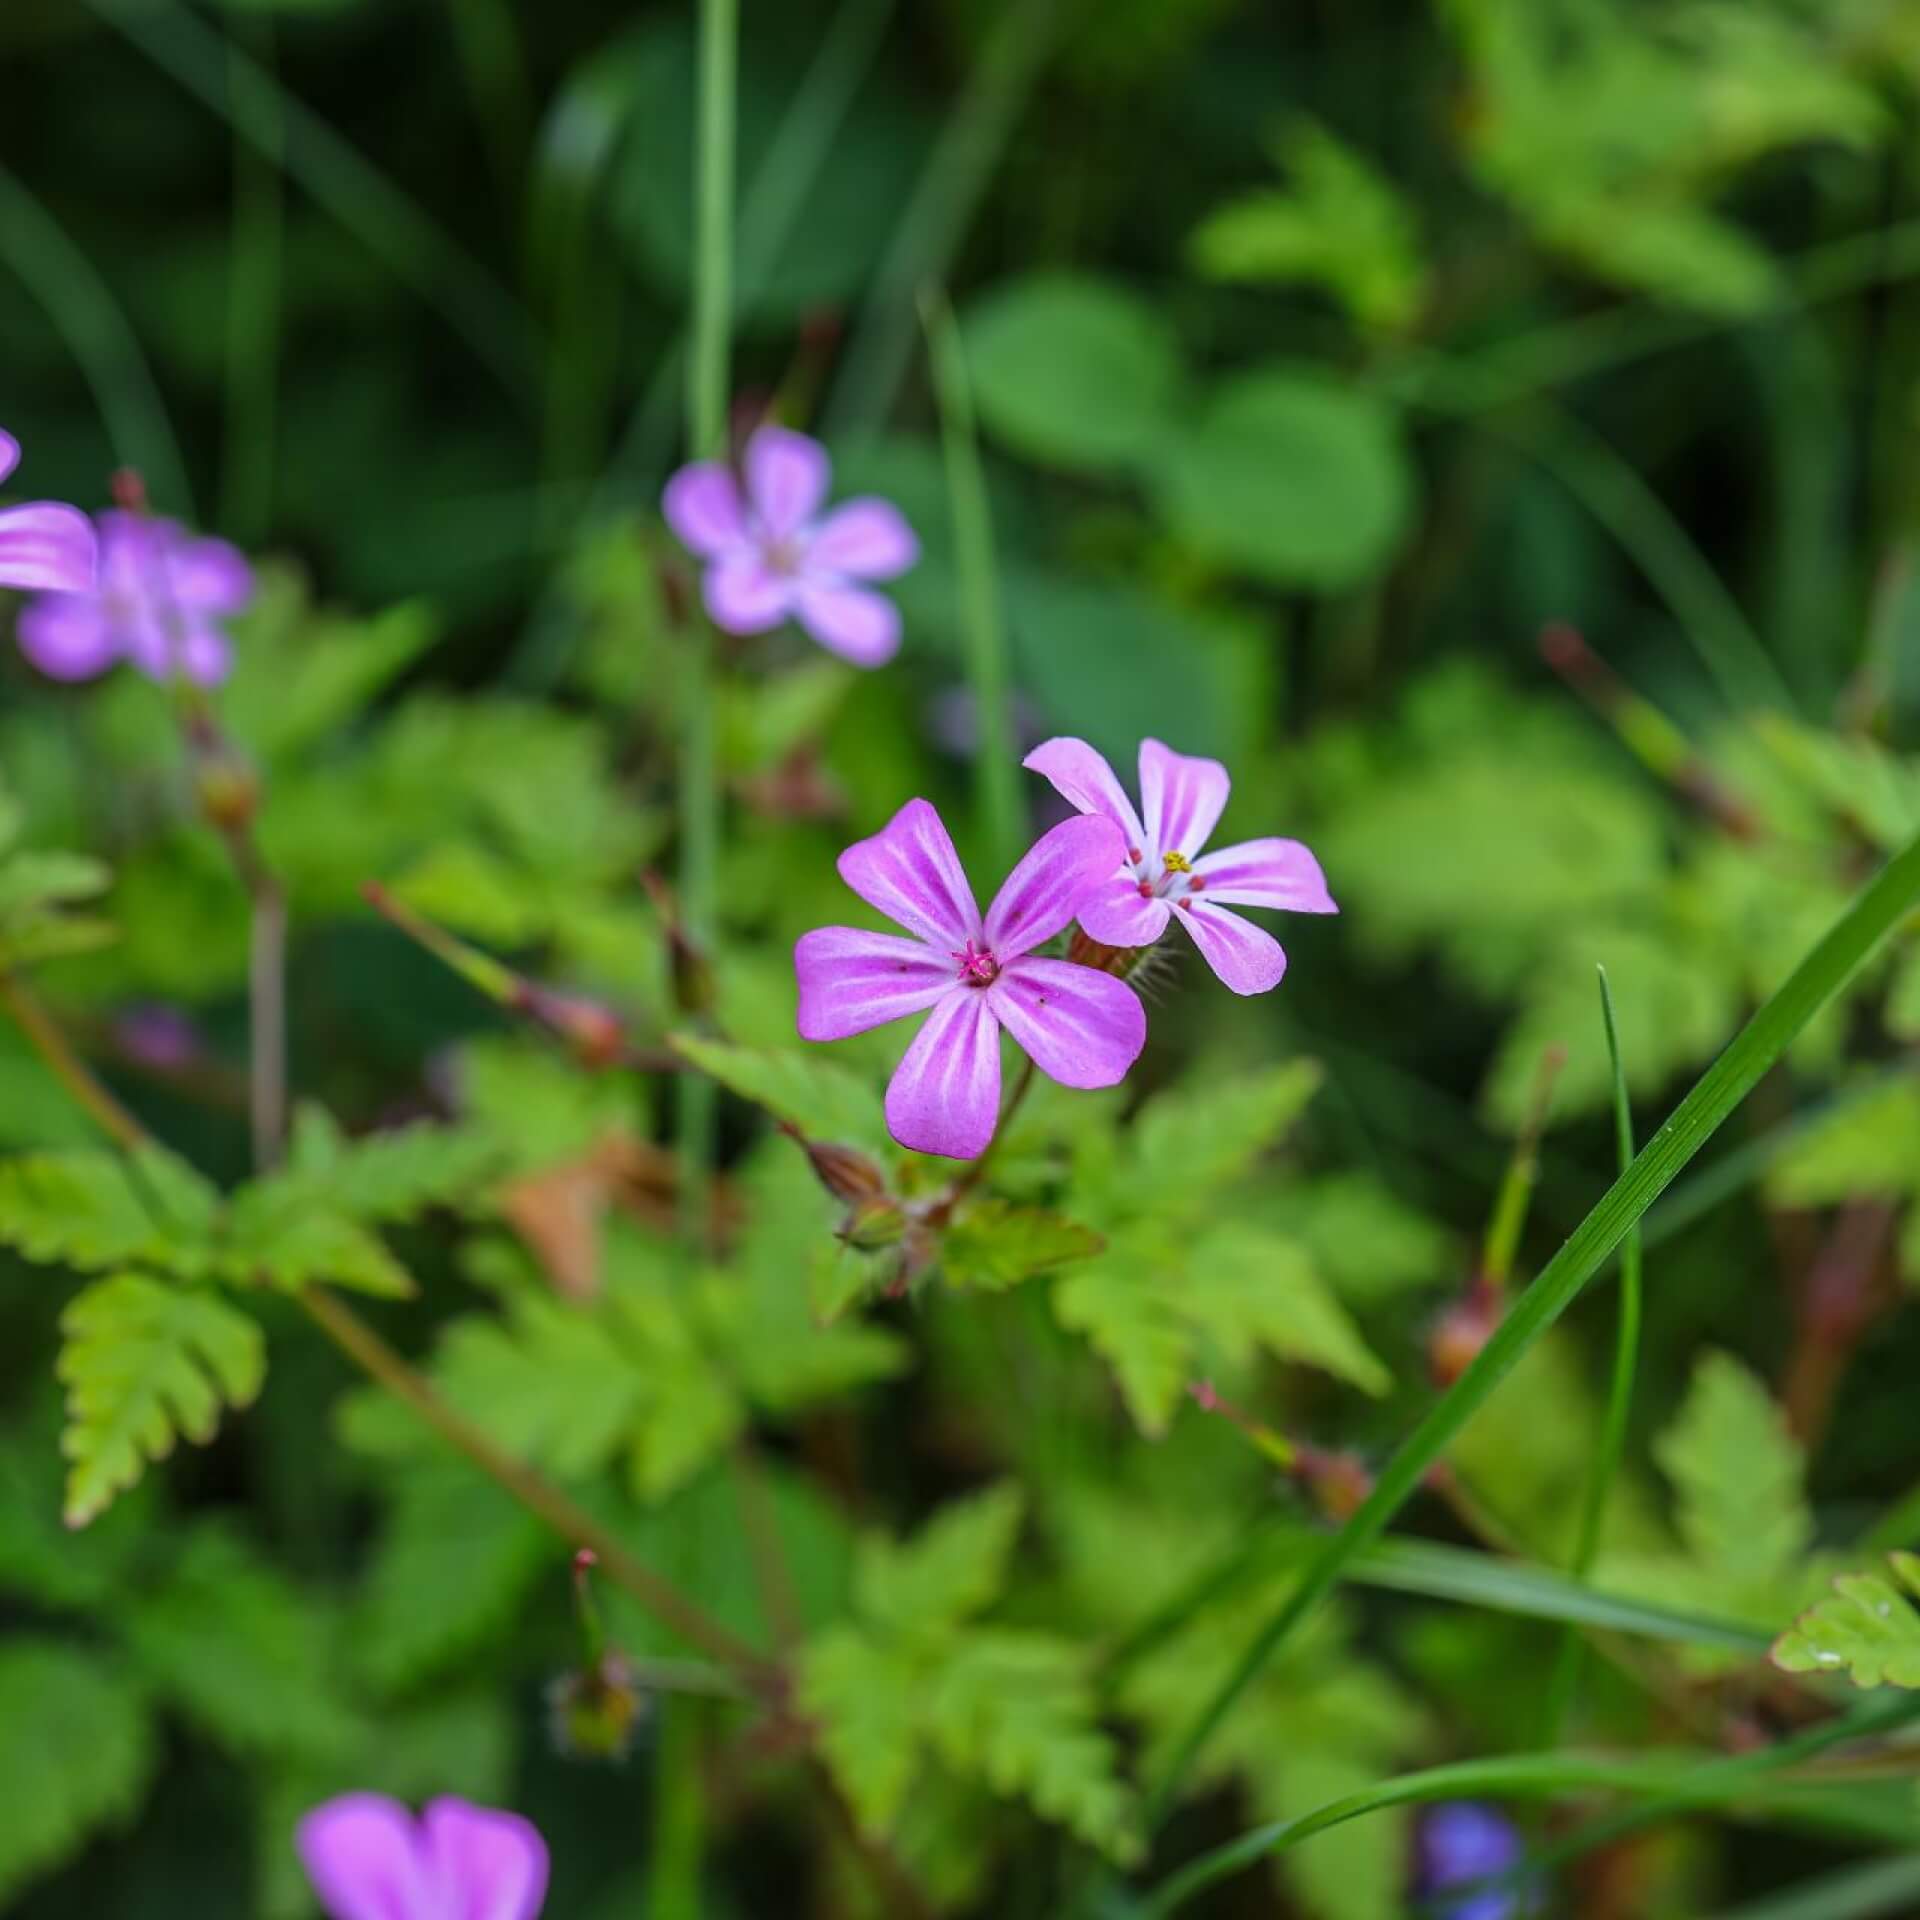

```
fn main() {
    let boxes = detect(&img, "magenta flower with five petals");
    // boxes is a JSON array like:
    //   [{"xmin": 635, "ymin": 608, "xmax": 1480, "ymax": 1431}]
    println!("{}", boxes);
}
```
[
  {"xmin": 796, "ymin": 799, "xmax": 1146, "ymax": 1159},
  {"xmin": 297, "ymin": 1793, "xmax": 548, "ymax": 1920},
  {"xmin": 0, "ymin": 431, "xmax": 95, "ymax": 595},
  {"xmin": 1024, "ymin": 736, "xmax": 1337, "ymax": 995},
  {"xmin": 663, "ymin": 424, "xmax": 917, "ymax": 667},
  {"xmin": 18, "ymin": 509, "xmax": 251, "ymax": 686}
]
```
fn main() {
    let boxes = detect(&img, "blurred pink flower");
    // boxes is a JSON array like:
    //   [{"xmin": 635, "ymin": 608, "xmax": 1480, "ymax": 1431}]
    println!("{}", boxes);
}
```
[
  {"xmin": 664, "ymin": 425, "xmax": 917, "ymax": 667},
  {"xmin": 0, "ymin": 431, "xmax": 96, "ymax": 596},
  {"xmin": 795, "ymin": 798, "xmax": 1145, "ymax": 1159},
  {"xmin": 18, "ymin": 510, "xmax": 251, "ymax": 686},
  {"xmin": 297, "ymin": 1793, "xmax": 548, "ymax": 1920},
  {"xmin": 1024, "ymin": 736, "xmax": 1337, "ymax": 995}
]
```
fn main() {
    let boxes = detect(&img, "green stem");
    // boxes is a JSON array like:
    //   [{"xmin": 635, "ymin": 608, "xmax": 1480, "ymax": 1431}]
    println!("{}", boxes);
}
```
[
  {"xmin": 675, "ymin": 0, "xmax": 736, "ymax": 1240},
  {"xmin": 1146, "ymin": 826, "xmax": 1920, "ymax": 1830},
  {"xmin": 649, "ymin": 1698, "xmax": 707, "ymax": 1920},
  {"xmin": 1540, "ymin": 967, "xmax": 1643, "ymax": 1741},
  {"xmin": 923, "ymin": 286, "xmax": 1020, "ymax": 872}
]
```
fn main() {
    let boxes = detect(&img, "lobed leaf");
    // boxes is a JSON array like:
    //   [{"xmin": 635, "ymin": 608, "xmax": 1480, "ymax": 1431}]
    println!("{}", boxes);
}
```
[
  {"xmin": 940, "ymin": 1201, "xmax": 1103, "ymax": 1292},
  {"xmin": 0, "ymin": 1146, "xmax": 220, "ymax": 1277},
  {"xmin": 1772, "ymin": 1554, "xmax": 1920, "ymax": 1690},
  {"xmin": 670, "ymin": 1033, "xmax": 891, "ymax": 1157},
  {"xmin": 856, "ymin": 1483, "xmax": 1026, "ymax": 1639},
  {"xmin": 285, "ymin": 1105, "xmax": 504, "ymax": 1225}
]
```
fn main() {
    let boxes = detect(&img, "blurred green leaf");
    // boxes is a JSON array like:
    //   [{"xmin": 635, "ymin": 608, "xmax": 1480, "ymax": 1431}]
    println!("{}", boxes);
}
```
[
  {"xmin": 1773, "ymin": 1553, "xmax": 1920, "ymax": 1689},
  {"xmin": 856, "ymin": 1483, "xmax": 1025, "ymax": 1639},
  {"xmin": 941, "ymin": 1201, "xmax": 1103, "ymax": 1292}
]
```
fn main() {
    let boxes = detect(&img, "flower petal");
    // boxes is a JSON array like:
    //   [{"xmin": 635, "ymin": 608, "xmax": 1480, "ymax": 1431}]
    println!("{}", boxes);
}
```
[
  {"xmin": 1174, "ymin": 898, "xmax": 1287, "ymax": 995},
  {"xmin": 793, "ymin": 579, "xmax": 901, "ymax": 667},
  {"xmin": 806, "ymin": 498, "xmax": 918, "ymax": 579},
  {"xmin": 1022, "ymin": 737, "xmax": 1147, "ymax": 852},
  {"xmin": 422, "ymin": 1797, "xmax": 549, "ymax": 1920},
  {"xmin": 171, "ymin": 535, "xmax": 253, "ymax": 616},
  {"xmin": 795, "ymin": 926, "xmax": 953, "ymax": 1040},
  {"xmin": 0, "ymin": 430, "xmax": 18, "ymax": 486},
  {"xmin": 175, "ymin": 621, "xmax": 234, "ymax": 688},
  {"xmin": 1191, "ymin": 836, "xmax": 1337, "ymax": 913},
  {"xmin": 0, "ymin": 504, "xmax": 97, "ymax": 594},
  {"xmin": 1074, "ymin": 871, "xmax": 1172, "ymax": 949},
  {"xmin": 703, "ymin": 552, "xmax": 794, "ymax": 633},
  {"xmin": 884, "ymin": 989, "xmax": 1001, "ymax": 1159},
  {"xmin": 1139, "ymin": 737, "xmax": 1229, "ymax": 859},
  {"xmin": 16, "ymin": 596, "xmax": 117, "ymax": 681},
  {"xmin": 991, "ymin": 956, "xmax": 1145, "ymax": 1089},
  {"xmin": 744, "ymin": 425, "xmax": 830, "ymax": 539},
  {"xmin": 983, "ymin": 814, "xmax": 1128, "ymax": 961},
  {"xmin": 296, "ymin": 1793, "xmax": 434, "ymax": 1920},
  {"xmin": 837, "ymin": 798, "xmax": 981, "ymax": 948},
  {"xmin": 663, "ymin": 461, "xmax": 749, "ymax": 558}
]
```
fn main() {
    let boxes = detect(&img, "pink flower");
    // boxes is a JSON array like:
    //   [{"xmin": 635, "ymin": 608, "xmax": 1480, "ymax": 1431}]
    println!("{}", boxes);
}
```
[
  {"xmin": 18, "ymin": 509, "xmax": 251, "ymax": 685},
  {"xmin": 1023, "ymin": 736, "xmax": 1337, "ymax": 995},
  {"xmin": 663, "ymin": 425, "xmax": 918, "ymax": 667},
  {"xmin": 296, "ymin": 1793, "xmax": 548, "ymax": 1920},
  {"xmin": 796, "ymin": 799, "xmax": 1147, "ymax": 1159},
  {"xmin": 0, "ymin": 430, "xmax": 96, "ymax": 595}
]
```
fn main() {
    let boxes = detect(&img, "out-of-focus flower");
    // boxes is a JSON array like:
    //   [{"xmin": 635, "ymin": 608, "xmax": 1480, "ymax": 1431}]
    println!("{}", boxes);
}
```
[
  {"xmin": 795, "ymin": 799, "xmax": 1145, "ymax": 1159},
  {"xmin": 0, "ymin": 431, "xmax": 96, "ymax": 595},
  {"xmin": 1024, "ymin": 735, "xmax": 1337, "ymax": 995},
  {"xmin": 1418, "ymin": 1801, "xmax": 1529, "ymax": 1920},
  {"xmin": 297, "ymin": 1793, "xmax": 548, "ymax": 1920},
  {"xmin": 18, "ymin": 510, "xmax": 251, "ymax": 686},
  {"xmin": 112, "ymin": 1001, "xmax": 205, "ymax": 1073},
  {"xmin": 663, "ymin": 424, "xmax": 917, "ymax": 667}
]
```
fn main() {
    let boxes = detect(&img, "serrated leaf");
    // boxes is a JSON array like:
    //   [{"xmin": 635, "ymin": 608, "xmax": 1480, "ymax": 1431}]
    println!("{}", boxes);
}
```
[
  {"xmin": 0, "ymin": 1640, "xmax": 155, "ymax": 1904},
  {"xmin": 1656, "ymin": 1351, "xmax": 1811, "ymax": 1586},
  {"xmin": 1129, "ymin": 1061, "xmax": 1323, "ymax": 1209},
  {"xmin": 0, "ymin": 850, "xmax": 110, "ymax": 919},
  {"xmin": 1055, "ymin": 1254, "xmax": 1192, "ymax": 1436},
  {"xmin": 797, "ymin": 1626, "xmax": 925, "ymax": 1836},
  {"xmin": 0, "ymin": 1146, "xmax": 220, "ymax": 1276},
  {"xmin": 940, "ymin": 1201, "xmax": 1103, "ymax": 1292},
  {"xmin": 353, "ymin": 1464, "xmax": 552, "ymax": 1693},
  {"xmin": 285, "ymin": 1106, "xmax": 502, "ymax": 1225},
  {"xmin": 925, "ymin": 1630, "xmax": 1141, "ymax": 1862},
  {"xmin": 123, "ymin": 1523, "xmax": 361, "ymax": 1761},
  {"xmin": 857, "ymin": 1484, "xmax": 1026, "ymax": 1639},
  {"xmin": 220, "ymin": 1173, "xmax": 415, "ymax": 1298},
  {"xmin": 670, "ymin": 1034, "xmax": 889, "ymax": 1157},
  {"xmin": 57, "ymin": 1274, "xmax": 265, "ymax": 1526},
  {"xmin": 1773, "ymin": 1553, "xmax": 1920, "ymax": 1689}
]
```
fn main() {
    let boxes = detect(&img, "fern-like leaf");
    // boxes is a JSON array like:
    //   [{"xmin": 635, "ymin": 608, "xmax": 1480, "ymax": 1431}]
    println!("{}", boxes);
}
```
[
  {"xmin": 855, "ymin": 1484, "xmax": 1025, "ymax": 1639},
  {"xmin": 1772, "ymin": 1553, "xmax": 1920, "ymax": 1690},
  {"xmin": 285, "ymin": 1105, "xmax": 503, "ymax": 1225},
  {"xmin": 0, "ymin": 1147, "xmax": 220, "ymax": 1276},
  {"xmin": 57, "ymin": 1275, "xmax": 265, "ymax": 1525}
]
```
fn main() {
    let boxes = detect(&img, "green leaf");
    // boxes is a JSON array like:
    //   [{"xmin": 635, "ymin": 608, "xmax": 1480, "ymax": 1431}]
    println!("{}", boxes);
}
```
[
  {"xmin": 220, "ymin": 1188, "xmax": 415, "ymax": 1299},
  {"xmin": 0, "ymin": 849, "xmax": 116, "ymax": 967},
  {"xmin": 941, "ymin": 1202, "xmax": 1103, "ymax": 1292},
  {"xmin": 1055, "ymin": 1250, "xmax": 1192, "ymax": 1435},
  {"xmin": 0, "ymin": 1640, "xmax": 155, "ymax": 1904},
  {"xmin": 1130, "ymin": 1062, "xmax": 1323, "ymax": 1210},
  {"xmin": 1773, "ymin": 1554, "xmax": 1920, "ymax": 1690},
  {"xmin": 797, "ymin": 1625, "xmax": 925, "ymax": 1836},
  {"xmin": 0, "ymin": 1146, "xmax": 220, "ymax": 1276},
  {"xmin": 927, "ymin": 1630, "xmax": 1142, "ymax": 1862},
  {"xmin": 353, "ymin": 1463, "xmax": 552, "ymax": 1694},
  {"xmin": 857, "ymin": 1484, "xmax": 1026, "ymax": 1639},
  {"xmin": 284, "ymin": 1106, "xmax": 503, "ymax": 1225},
  {"xmin": 122, "ymin": 1522, "xmax": 361, "ymax": 1761},
  {"xmin": 1257, "ymin": 1174, "xmax": 1455, "ymax": 1301},
  {"xmin": 1766, "ymin": 1075, "xmax": 1920, "ymax": 1207},
  {"xmin": 57, "ymin": 1275, "xmax": 266, "ymax": 1526},
  {"xmin": 670, "ymin": 1033, "xmax": 890, "ymax": 1157},
  {"xmin": 963, "ymin": 273, "xmax": 1183, "ymax": 476},
  {"xmin": 1656, "ymin": 1351, "xmax": 1811, "ymax": 1587},
  {"xmin": 1152, "ymin": 368, "xmax": 1413, "ymax": 589}
]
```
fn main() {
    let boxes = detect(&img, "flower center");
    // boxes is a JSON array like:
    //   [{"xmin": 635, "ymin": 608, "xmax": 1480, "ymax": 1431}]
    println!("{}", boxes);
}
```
[
  {"xmin": 953, "ymin": 938, "xmax": 999, "ymax": 987},
  {"xmin": 765, "ymin": 534, "xmax": 807, "ymax": 577},
  {"xmin": 1134, "ymin": 847, "xmax": 1204, "ymax": 902}
]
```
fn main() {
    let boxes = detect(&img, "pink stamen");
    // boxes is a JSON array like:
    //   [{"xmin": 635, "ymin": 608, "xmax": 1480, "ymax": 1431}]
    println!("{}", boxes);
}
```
[{"xmin": 953, "ymin": 938, "xmax": 999, "ymax": 986}]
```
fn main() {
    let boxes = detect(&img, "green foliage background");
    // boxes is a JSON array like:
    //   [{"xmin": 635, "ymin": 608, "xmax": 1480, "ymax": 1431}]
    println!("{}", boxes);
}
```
[{"xmin": 6, "ymin": 0, "xmax": 1920, "ymax": 1915}]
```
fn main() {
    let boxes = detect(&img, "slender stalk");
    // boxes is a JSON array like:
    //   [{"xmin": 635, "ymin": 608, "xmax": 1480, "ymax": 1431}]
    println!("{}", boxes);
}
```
[
  {"xmin": 932, "ymin": 1055, "xmax": 1037, "ymax": 1219},
  {"xmin": 1146, "ymin": 826, "xmax": 1920, "ymax": 1829},
  {"xmin": 729, "ymin": 1440, "xmax": 805, "ymax": 1651},
  {"xmin": 228, "ymin": 818, "xmax": 286, "ymax": 1170},
  {"xmin": 442, "ymin": 0, "xmax": 530, "ymax": 221},
  {"xmin": 675, "ymin": 0, "xmax": 736, "ymax": 1241},
  {"xmin": 1540, "ymin": 967, "xmax": 1643, "ymax": 1742},
  {"xmin": 924, "ymin": 286, "xmax": 1020, "ymax": 873},
  {"xmin": 0, "ymin": 972, "xmax": 146, "ymax": 1151},
  {"xmin": 648, "ymin": 1699, "xmax": 707, "ymax": 1920},
  {"xmin": 301, "ymin": 1287, "xmax": 774, "ymax": 1684}
]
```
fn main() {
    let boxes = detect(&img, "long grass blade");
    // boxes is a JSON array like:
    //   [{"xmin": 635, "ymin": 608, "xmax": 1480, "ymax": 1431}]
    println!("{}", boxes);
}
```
[
  {"xmin": 1710, "ymin": 1856, "xmax": 1920, "ymax": 1920},
  {"xmin": 1146, "ymin": 826, "xmax": 1920, "ymax": 1831}
]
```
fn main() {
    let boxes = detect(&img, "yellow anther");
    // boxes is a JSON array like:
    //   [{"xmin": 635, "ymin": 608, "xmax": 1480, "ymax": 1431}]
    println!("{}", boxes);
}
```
[{"xmin": 1161, "ymin": 850, "xmax": 1193, "ymax": 874}]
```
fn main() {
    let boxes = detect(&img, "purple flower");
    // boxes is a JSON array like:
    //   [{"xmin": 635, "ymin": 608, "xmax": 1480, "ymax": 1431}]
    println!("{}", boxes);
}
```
[
  {"xmin": 18, "ymin": 509, "xmax": 251, "ymax": 686},
  {"xmin": 663, "ymin": 424, "xmax": 918, "ymax": 667},
  {"xmin": 113, "ymin": 1001, "xmax": 205, "ymax": 1072},
  {"xmin": 795, "ymin": 799, "xmax": 1146, "ymax": 1159},
  {"xmin": 0, "ymin": 430, "xmax": 96, "ymax": 595},
  {"xmin": 1418, "ymin": 1802, "xmax": 1527, "ymax": 1920},
  {"xmin": 1023, "ymin": 736, "xmax": 1337, "ymax": 996},
  {"xmin": 296, "ymin": 1793, "xmax": 548, "ymax": 1920}
]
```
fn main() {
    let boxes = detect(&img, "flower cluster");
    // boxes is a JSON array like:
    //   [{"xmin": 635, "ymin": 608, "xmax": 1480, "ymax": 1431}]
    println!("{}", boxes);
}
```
[
  {"xmin": 1418, "ymin": 1802, "xmax": 1532, "ymax": 1920},
  {"xmin": 18, "ymin": 508, "xmax": 252, "ymax": 687},
  {"xmin": 795, "ymin": 738, "xmax": 1335, "ymax": 1159},
  {"xmin": 0, "ymin": 431, "xmax": 95, "ymax": 597},
  {"xmin": 298, "ymin": 1793, "xmax": 548, "ymax": 1920}
]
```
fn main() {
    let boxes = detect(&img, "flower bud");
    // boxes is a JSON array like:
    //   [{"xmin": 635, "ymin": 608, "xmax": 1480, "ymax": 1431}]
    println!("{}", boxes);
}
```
[
  {"xmin": 1429, "ymin": 1288, "xmax": 1502, "ymax": 1387},
  {"xmin": 841, "ymin": 1197, "xmax": 909, "ymax": 1251},
  {"xmin": 783, "ymin": 1126, "xmax": 887, "ymax": 1208},
  {"xmin": 546, "ymin": 1654, "xmax": 647, "ymax": 1762},
  {"xmin": 195, "ymin": 757, "xmax": 260, "ymax": 832}
]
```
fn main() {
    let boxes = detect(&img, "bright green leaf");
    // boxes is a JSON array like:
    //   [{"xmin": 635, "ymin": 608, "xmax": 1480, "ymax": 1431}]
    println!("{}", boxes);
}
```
[
  {"xmin": 1772, "ymin": 1553, "xmax": 1920, "ymax": 1690},
  {"xmin": 857, "ymin": 1483, "xmax": 1026, "ymax": 1639}
]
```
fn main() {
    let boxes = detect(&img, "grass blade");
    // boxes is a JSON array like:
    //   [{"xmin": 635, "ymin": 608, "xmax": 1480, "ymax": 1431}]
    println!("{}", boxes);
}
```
[
  {"xmin": 1710, "ymin": 1856, "xmax": 1920, "ymax": 1920},
  {"xmin": 1146, "ymin": 826, "xmax": 1920, "ymax": 1830}
]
